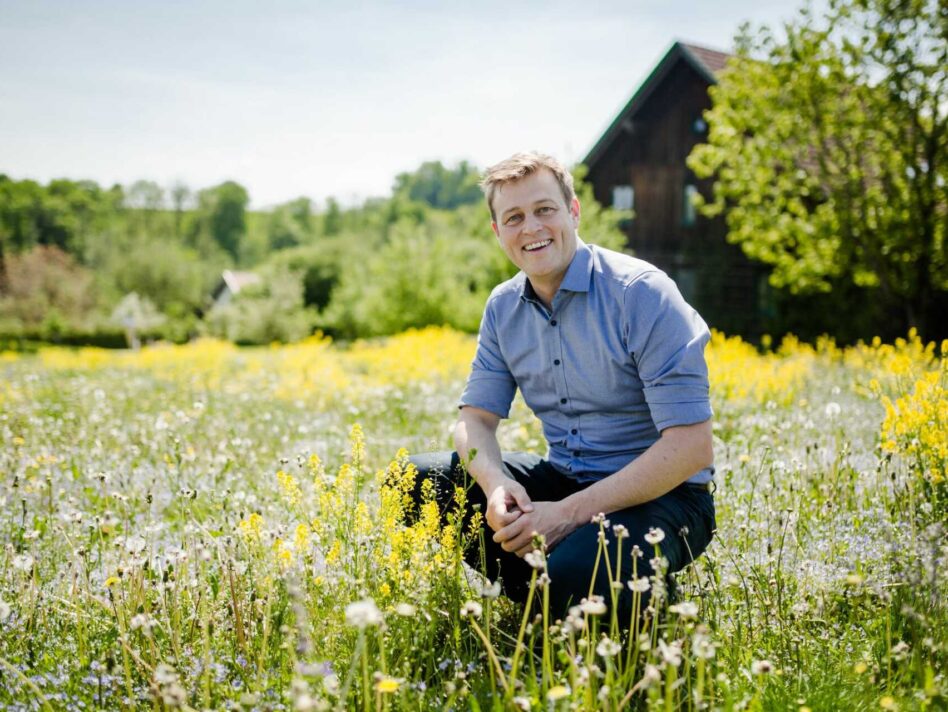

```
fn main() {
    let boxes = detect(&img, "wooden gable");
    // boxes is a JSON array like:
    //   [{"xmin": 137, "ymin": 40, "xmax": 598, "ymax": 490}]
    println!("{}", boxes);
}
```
[{"xmin": 583, "ymin": 41, "xmax": 770, "ymax": 336}]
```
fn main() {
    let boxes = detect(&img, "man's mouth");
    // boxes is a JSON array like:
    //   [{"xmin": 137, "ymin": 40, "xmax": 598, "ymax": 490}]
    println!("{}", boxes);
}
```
[{"xmin": 524, "ymin": 239, "xmax": 552, "ymax": 252}]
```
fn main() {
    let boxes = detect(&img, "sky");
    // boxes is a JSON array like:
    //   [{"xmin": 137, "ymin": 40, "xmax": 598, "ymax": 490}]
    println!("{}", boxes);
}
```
[{"xmin": 0, "ymin": 0, "xmax": 819, "ymax": 208}]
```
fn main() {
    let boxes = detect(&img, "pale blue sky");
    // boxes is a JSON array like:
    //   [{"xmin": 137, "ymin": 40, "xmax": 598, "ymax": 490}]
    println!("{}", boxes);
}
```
[{"xmin": 0, "ymin": 1, "xmax": 820, "ymax": 208}]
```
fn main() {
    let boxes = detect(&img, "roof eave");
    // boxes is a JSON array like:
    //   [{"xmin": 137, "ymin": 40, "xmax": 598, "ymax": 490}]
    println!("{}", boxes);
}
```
[{"xmin": 582, "ymin": 41, "xmax": 723, "ymax": 171}]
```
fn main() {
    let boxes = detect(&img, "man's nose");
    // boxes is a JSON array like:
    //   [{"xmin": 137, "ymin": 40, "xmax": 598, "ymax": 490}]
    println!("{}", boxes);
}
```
[{"xmin": 524, "ymin": 214, "xmax": 544, "ymax": 234}]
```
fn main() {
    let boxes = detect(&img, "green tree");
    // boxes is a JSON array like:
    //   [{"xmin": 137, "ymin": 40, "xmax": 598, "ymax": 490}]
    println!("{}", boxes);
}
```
[
  {"xmin": 688, "ymin": 0, "xmax": 947, "ymax": 335},
  {"xmin": 393, "ymin": 160, "xmax": 483, "ymax": 210},
  {"xmin": 194, "ymin": 181, "xmax": 249, "ymax": 260},
  {"xmin": 267, "ymin": 197, "xmax": 315, "ymax": 251}
]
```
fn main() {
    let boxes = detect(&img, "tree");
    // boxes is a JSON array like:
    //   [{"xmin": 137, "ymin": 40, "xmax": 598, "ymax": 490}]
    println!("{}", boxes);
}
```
[
  {"xmin": 393, "ymin": 160, "xmax": 483, "ymax": 210},
  {"xmin": 267, "ymin": 197, "xmax": 314, "ymax": 251},
  {"xmin": 0, "ymin": 245, "xmax": 97, "ymax": 334},
  {"xmin": 688, "ymin": 0, "xmax": 947, "ymax": 335},
  {"xmin": 194, "ymin": 181, "xmax": 249, "ymax": 259}
]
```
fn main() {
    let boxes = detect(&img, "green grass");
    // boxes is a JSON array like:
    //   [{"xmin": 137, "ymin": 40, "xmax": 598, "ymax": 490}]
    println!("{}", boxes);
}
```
[{"xmin": 0, "ymin": 342, "xmax": 945, "ymax": 711}]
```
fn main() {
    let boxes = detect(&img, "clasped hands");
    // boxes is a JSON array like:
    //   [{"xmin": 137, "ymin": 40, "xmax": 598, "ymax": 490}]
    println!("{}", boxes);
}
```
[{"xmin": 485, "ymin": 480, "xmax": 577, "ymax": 558}]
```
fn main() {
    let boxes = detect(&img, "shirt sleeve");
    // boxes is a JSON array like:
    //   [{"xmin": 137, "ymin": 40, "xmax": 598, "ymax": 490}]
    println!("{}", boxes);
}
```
[
  {"xmin": 623, "ymin": 270, "xmax": 712, "ymax": 431},
  {"xmin": 458, "ymin": 299, "xmax": 518, "ymax": 418}
]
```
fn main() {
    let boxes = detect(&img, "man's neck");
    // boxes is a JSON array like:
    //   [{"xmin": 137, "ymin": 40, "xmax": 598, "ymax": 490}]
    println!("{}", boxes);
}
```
[{"xmin": 528, "ymin": 277, "xmax": 561, "ymax": 312}]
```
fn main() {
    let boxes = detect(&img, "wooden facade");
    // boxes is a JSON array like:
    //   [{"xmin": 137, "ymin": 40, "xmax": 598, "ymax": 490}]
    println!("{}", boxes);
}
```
[{"xmin": 584, "ymin": 42, "xmax": 769, "ymax": 336}]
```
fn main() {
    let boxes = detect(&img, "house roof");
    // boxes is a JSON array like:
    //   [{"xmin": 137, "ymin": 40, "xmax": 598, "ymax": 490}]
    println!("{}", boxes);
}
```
[
  {"xmin": 216, "ymin": 270, "xmax": 261, "ymax": 297},
  {"xmin": 583, "ymin": 41, "xmax": 733, "ymax": 169}
]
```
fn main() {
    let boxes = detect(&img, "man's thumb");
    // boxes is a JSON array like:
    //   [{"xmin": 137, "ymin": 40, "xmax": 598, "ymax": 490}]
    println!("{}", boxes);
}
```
[{"xmin": 515, "ymin": 490, "xmax": 534, "ymax": 512}]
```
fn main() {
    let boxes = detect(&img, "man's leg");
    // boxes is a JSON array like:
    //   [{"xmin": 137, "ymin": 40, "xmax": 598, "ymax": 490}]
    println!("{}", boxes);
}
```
[
  {"xmin": 407, "ymin": 451, "xmax": 568, "ymax": 602},
  {"xmin": 545, "ymin": 483, "xmax": 716, "ymax": 623}
]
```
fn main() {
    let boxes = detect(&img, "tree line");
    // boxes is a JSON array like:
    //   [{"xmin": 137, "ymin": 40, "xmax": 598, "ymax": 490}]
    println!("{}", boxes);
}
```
[{"xmin": 0, "ymin": 161, "xmax": 627, "ymax": 346}]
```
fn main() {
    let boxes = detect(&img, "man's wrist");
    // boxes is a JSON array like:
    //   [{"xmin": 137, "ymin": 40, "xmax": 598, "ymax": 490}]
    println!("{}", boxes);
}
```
[{"xmin": 560, "ymin": 491, "xmax": 593, "ymax": 528}]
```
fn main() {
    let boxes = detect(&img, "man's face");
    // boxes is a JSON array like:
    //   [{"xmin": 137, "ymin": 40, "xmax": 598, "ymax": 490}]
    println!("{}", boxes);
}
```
[{"xmin": 491, "ymin": 168, "xmax": 580, "ymax": 297}]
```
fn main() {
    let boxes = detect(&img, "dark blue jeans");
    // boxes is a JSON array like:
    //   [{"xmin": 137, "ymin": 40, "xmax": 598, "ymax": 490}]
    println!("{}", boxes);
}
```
[{"xmin": 408, "ymin": 451, "xmax": 716, "ymax": 622}]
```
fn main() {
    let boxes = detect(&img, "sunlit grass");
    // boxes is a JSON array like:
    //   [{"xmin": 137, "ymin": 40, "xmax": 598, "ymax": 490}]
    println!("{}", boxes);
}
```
[{"xmin": 0, "ymin": 328, "xmax": 945, "ymax": 710}]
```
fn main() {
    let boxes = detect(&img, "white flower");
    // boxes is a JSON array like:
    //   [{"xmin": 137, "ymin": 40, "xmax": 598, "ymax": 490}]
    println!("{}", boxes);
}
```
[
  {"xmin": 12, "ymin": 554, "xmax": 34, "ymax": 572},
  {"xmin": 628, "ymin": 576, "xmax": 651, "ymax": 593},
  {"xmin": 512, "ymin": 696, "xmax": 531, "ymax": 710},
  {"xmin": 524, "ymin": 550, "xmax": 546, "ymax": 570},
  {"xmin": 631, "ymin": 663, "xmax": 662, "ymax": 693},
  {"xmin": 612, "ymin": 524, "xmax": 629, "ymax": 539},
  {"xmin": 596, "ymin": 636, "xmax": 622, "ymax": 658},
  {"xmin": 394, "ymin": 603, "xmax": 416, "ymax": 617},
  {"xmin": 0, "ymin": 598, "xmax": 11, "ymax": 621},
  {"xmin": 692, "ymin": 627, "xmax": 717, "ymax": 659},
  {"xmin": 824, "ymin": 401, "xmax": 842, "ymax": 418},
  {"xmin": 130, "ymin": 613, "xmax": 157, "ymax": 633},
  {"xmin": 644, "ymin": 527, "xmax": 665, "ymax": 545},
  {"xmin": 579, "ymin": 596, "xmax": 607, "ymax": 616},
  {"xmin": 154, "ymin": 663, "xmax": 179, "ymax": 685},
  {"xmin": 657, "ymin": 638, "xmax": 682, "ymax": 667},
  {"xmin": 345, "ymin": 599, "xmax": 383, "ymax": 629},
  {"xmin": 750, "ymin": 659, "xmax": 774, "ymax": 675},
  {"xmin": 124, "ymin": 536, "xmax": 147, "ymax": 555},
  {"xmin": 476, "ymin": 579, "xmax": 502, "ymax": 599},
  {"xmin": 460, "ymin": 601, "xmax": 483, "ymax": 619},
  {"xmin": 668, "ymin": 600, "xmax": 699, "ymax": 619}
]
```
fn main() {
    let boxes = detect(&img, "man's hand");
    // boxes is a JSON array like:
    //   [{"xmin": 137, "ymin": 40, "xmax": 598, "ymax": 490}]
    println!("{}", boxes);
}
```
[
  {"xmin": 485, "ymin": 480, "xmax": 534, "ymax": 533},
  {"xmin": 493, "ymin": 500, "xmax": 578, "ymax": 557}
]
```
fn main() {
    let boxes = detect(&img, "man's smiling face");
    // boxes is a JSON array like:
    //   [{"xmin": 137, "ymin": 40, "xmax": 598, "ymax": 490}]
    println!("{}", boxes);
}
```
[{"xmin": 491, "ymin": 168, "xmax": 580, "ymax": 303}]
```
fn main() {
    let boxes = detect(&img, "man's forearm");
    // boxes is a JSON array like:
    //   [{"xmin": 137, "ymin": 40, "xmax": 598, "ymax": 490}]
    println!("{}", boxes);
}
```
[
  {"xmin": 453, "ymin": 408, "xmax": 512, "ymax": 494},
  {"xmin": 560, "ymin": 420, "xmax": 714, "ymax": 527}
]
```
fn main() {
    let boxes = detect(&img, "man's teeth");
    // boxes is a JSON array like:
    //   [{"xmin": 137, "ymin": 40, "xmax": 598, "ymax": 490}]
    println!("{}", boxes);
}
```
[{"xmin": 524, "ymin": 240, "xmax": 552, "ymax": 252}]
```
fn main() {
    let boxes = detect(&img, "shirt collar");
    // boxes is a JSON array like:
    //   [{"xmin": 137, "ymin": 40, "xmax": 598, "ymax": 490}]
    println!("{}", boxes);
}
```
[{"xmin": 521, "ymin": 238, "xmax": 593, "ymax": 303}]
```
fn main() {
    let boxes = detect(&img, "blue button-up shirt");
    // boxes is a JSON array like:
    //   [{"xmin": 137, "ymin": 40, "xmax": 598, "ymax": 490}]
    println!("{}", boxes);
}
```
[{"xmin": 460, "ymin": 240, "xmax": 713, "ymax": 485}]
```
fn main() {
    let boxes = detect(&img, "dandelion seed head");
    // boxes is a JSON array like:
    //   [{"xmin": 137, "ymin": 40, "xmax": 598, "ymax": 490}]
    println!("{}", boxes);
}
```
[
  {"xmin": 644, "ymin": 527, "xmax": 665, "ymax": 545},
  {"xmin": 344, "ymin": 598, "xmax": 383, "ymax": 629},
  {"xmin": 459, "ymin": 601, "xmax": 483, "ymax": 619}
]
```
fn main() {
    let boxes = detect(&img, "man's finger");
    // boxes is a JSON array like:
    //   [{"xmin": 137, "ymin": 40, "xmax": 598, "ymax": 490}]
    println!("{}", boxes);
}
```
[
  {"xmin": 512, "ymin": 489, "xmax": 534, "ymax": 513},
  {"xmin": 493, "ymin": 517, "xmax": 524, "ymax": 545}
]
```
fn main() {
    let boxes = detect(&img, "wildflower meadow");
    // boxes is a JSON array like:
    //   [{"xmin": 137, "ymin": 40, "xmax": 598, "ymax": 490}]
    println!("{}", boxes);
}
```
[{"xmin": 1, "ymin": 327, "xmax": 945, "ymax": 711}]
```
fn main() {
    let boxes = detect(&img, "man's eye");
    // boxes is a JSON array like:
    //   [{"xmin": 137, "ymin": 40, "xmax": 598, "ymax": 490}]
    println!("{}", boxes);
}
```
[
  {"xmin": 537, "ymin": 206, "xmax": 555, "ymax": 215},
  {"xmin": 505, "ymin": 214, "xmax": 523, "ymax": 225}
]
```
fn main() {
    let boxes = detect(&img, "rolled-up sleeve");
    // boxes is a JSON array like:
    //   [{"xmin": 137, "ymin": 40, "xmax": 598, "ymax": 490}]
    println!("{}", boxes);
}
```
[
  {"xmin": 624, "ymin": 271, "xmax": 712, "ymax": 431},
  {"xmin": 459, "ymin": 300, "xmax": 517, "ymax": 418}
]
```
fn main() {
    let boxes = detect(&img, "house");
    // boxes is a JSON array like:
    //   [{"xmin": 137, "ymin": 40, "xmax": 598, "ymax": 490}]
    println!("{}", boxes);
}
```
[
  {"xmin": 583, "ymin": 41, "xmax": 770, "ymax": 336},
  {"xmin": 209, "ymin": 270, "xmax": 261, "ymax": 310}
]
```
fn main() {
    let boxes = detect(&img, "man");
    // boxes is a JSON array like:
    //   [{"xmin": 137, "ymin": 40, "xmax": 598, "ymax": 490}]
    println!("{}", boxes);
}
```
[{"xmin": 411, "ymin": 152, "xmax": 715, "ymax": 620}]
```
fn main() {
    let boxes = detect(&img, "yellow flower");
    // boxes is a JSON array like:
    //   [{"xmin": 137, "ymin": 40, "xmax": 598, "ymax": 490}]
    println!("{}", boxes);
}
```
[
  {"xmin": 547, "ymin": 685, "xmax": 570, "ymax": 701},
  {"xmin": 238, "ymin": 513, "xmax": 264, "ymax": 542},
  {"xmin": 104, "ymin": 576, "xmax": 120, "ymax": 588},
  {"xmin": 879, "ymin": 696, "xmax": 898, "ymax": 710},
  {"xmin": 375, "ymin": 676, "xmax": 400, "ymax": 693}
]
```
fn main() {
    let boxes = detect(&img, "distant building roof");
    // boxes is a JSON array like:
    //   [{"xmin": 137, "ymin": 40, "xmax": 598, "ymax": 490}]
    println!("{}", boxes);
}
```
[
  {"xmin": 221, "ymin": 270, "xmax": 261, "ymax": 293},
  {"xmin": 210, "ymin": 270, "xmax": 262, "ymax": 306},
  {"xmin": 583, "ymin": 40, "xmax": 733, "ymax": 168}
]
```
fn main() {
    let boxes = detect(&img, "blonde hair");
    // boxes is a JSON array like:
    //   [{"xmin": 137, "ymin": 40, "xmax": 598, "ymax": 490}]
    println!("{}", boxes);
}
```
[{"xmin": 480, "ymin": 152, "xmax": 575, "ymax": 221}]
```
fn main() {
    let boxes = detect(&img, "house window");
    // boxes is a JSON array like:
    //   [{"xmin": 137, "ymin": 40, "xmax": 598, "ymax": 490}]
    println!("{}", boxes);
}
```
[
  {"xmin": 683, "ymin": 184, "xmax": 698, "ymax": 226},
  {"xmin": 612, "ymin": 185, "xmax": 634, "ymax": 211}
]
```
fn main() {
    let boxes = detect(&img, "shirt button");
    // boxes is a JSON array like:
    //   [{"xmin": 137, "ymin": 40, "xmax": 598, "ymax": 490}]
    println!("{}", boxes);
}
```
[
  {"xmin": 560, "ymin": 398, "xmax": 567, "ymax": 404},
  {"xmin": 554, "ymin": 359, "xmax": 561, "ymax": 366},
  {"xmin": 550, "ymin": 319, "xmax": 557, "ymax": 326},
  {"xmin": 571, "ymin": 428, "xmax": 578, "ymax": 435}
]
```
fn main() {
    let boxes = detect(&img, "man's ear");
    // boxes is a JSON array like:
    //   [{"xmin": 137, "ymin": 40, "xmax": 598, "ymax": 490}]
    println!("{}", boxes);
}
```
[
  {"xmin": 570, "ymin": 197, "xmax": 581, "ymax": 224},
  {"xmin": 491, "ymin": 221, "xmax": 499, "ymax": 237}
]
